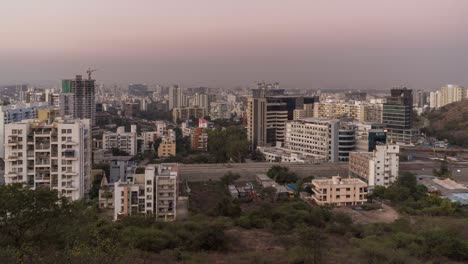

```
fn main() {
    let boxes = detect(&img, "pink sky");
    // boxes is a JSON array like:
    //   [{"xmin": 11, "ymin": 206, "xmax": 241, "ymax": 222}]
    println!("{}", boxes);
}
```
[{"xmin": 0, "ymin": 0, "xmax": 467, "ymax": 89}]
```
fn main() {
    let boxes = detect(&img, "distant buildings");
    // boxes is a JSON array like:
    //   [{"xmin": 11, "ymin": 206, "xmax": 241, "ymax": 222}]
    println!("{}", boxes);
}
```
[
  {"xmin": 382, "ymin": 88, "xmax": 417, "ymax": 144},
  {"xmin": 349, "ymin": 144, "xmax": 400, "ymax": 188},
  {"xmin": 429, "ymin": 84, "xmax": 466, "ymax": 109},
  {"xmin": 4, "ymin": 117, "xmax": 92, "ymax": 201},
  {"xmin": 102, "ymin": 125, "xmax": 137, "ymax": 156},
  {"xmin": 311, "ymin": 176, "xmax": 368, "ymax": 206},
  {"xmin": 128, "ymin": 83, "xmax": 148, "ymax": 97},
  {"xmin": 114, "ymin": 163, "xmax": 179, "ymax": 221}
]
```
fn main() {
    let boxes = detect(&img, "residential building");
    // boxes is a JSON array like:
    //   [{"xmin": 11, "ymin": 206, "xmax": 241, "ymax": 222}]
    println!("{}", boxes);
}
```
[
  {"xmin": 4, "ymin": 117, "xmax": 92, "ymax": 200},
  {"xmin": 293, "ymin": 109, "xmax": 305, "ymax": 120},
  {"xmin": 349, "ymin": 144, "xmax": 400, "ymax": 188},
  {"xmin": 158, "ymin": 130, "xmax": 176, "ymax": 158},
  {"xmin": 141, "ymin": 131, "xmax": 159, "ymax": 151},
  {"xmin": 191, "ymin": 127, "xmax": 208, "ymax": 152},
  {"xmin": 114, "ymin": 163, "xmax": 179, "ymax": 221},
  {"xmin": 155, "ymin": 121, "xmax": 167, "ymax": 137},
  {"xmin": 102, "ymin": 125, "xmax": 137, "ymax": 156},
  {"xmin": 0, "ymin": 102, "xmax": 53, "ymax": 158},
  {"xmin": 61, "ymin": 74, "xmax": 96, "ymax": 126},
  {"xmin": 382, "ymin": 88, "xmax": 418, "ymax": 144},
  {"xmin": 311, "ymin": 176, "xmax": 368, "ymax": 206}
]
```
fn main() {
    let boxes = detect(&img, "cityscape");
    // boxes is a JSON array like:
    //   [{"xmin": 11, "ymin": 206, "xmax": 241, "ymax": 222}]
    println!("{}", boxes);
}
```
[{"xmin": 1, "ymin": 1, "xmax": 468, "ymax": 263}]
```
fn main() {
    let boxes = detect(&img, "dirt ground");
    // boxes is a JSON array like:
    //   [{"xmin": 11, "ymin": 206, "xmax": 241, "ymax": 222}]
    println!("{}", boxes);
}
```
[{"xmin": 333, "ymin": 203, "xmax": 399, "ymax": 224}]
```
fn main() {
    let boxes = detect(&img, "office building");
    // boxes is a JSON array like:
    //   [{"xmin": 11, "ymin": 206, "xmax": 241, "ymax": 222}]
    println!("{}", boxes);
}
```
[
  {"xmin": 61, "ymin": 74, "xmax": 96, "ymax": 126},
  {"xmin": 246, "ymin": 82, "xmax": 318, "ymax": 149},
  {"xmin": 4, "ymin": 117, "xmax": 91, "ymax": 200},
  {"xmin": 102, "ymin": 125, "xmax": 137, "ymax": 156},
  {"xmin": 114, "ymin": 163, "xmax": 179, "ymax": 221},
  {"xmin": 382, "ymin": 88, "xmax": 417, "ymax": 144},
  {"xmin": 349, "ymin": 144, "xmax": 400, "ymax": 188},
  {"xmin": 311, "ymin": 176, "xmax": 368, "ymax": 206},
  {"xmin": 354, "ymin": 122, "xmax": 387, "ymax": 152},
  {"xmin": 284, "ymin": 118, "xmax": 340, "ymax": 162}
]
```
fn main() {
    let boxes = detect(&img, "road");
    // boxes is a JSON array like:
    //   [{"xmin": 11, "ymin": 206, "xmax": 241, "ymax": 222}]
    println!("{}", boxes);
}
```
[{"xmin": 179, "ymin": 161, "xmax": 468, "ymax": 182}]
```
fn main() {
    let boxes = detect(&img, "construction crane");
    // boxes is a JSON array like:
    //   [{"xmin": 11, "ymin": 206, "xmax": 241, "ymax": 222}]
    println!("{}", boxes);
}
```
[{"xmin": 86, "ymin": 68, "xmax": 97, "ymax": 80}]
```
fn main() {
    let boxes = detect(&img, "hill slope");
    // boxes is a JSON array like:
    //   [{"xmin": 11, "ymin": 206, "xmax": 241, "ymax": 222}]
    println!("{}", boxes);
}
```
[{"xmin": 425, "ymin": 100, "xmax": 468, "ymax": 147}]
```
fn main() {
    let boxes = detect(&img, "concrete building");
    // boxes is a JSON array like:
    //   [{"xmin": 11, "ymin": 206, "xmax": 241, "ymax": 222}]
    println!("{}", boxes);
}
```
[
  {"xmin": 128, "ymin": 83, "xmax": 148, "ymax": 97},
  {"xmin": 0, "ymin": 102, "xmax": 53, "ymax": 158},
  {"xmin": 172, "ymin": 107, "xmax": 206, "ymax": 122},
  {"xmin": 4, "ymin": 117, "xmax": 91, "ymax": 200},
  {"xmin": 190, "ymin": 127, "xmax": 208, "ymax": 152},
  {"xmin": 114, "ymin": 163, "xmax": 179, "ymax": 221},
  {"xmin": 349, "ymin": 144, "xmax": 400, "ymax": 188},
  {"xmin": 141, "ymin": 131, "xmax": 159, "ymax": 151},
  {"xmin": 284, "ymin": 118, "xmax": 340, "ymax": 162},
  {"xmin": 61, "ymin": 74, "xmax": 96, "ymax": 126},
  {"xmin": 102, "ymin": 125, "xmax": 137, "ymax": 156},
  {"xmin": 155, "ymin": 121, "xmax": 167, "ymax": 137},
  {"xmin": 158, "ymin": 129, "xmax": 176, "ymax": 158},
  {"xmin": 123, "ymin": 102, "xmax": 140, "ymax": 117},
  {"xmin": 293, "ymin": 109, "xmax": 305, "ymax": 120},
  {"xmin": 311, "ymin": 176, "xmax": 368, "ymax": 206}
]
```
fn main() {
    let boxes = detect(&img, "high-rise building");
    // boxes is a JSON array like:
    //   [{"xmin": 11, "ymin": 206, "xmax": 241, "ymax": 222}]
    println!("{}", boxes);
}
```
[
  {"xmin": 4, "ymin": 117, "xmax": 92, "ymax": 200},
  {"xmin": 168, "ymin": 85, "xmax": 184, "ymax": 110},
  {"xmin": 246, "ymin": 82, "xmax": 318, "ymax": 149},
  {"xmin": 382, "ymin": 88, "xmax": 417, "ymax": 144},
  {"xmin": 0, "ymin": 102, "xmax": 53, "ymax": 158},
  {"xmin": 114, "ymin": 163, "xmax": 179, "ymax": 221},
  {"xmin": 61, "ymin": 74, "xmax": 96, "ymax": 126},
  {"xmin": 354, "ymin": 122, "xmax": 387, "ymax": 152}
]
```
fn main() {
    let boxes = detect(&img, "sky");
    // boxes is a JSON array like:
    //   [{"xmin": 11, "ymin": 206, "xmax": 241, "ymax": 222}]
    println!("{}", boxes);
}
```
[{"xmin": 0, "ymin": 0, "xmax": 467, "ymax": 90}]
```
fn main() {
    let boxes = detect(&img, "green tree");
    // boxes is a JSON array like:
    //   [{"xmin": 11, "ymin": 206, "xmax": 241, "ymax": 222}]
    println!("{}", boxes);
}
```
[{"xmin": 267, "ymin": 165, "xmax": 298, "ymax": 184}]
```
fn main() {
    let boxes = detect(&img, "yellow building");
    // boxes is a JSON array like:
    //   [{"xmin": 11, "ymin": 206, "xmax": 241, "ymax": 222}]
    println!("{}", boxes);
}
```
[
  {"xmin": 312, "ymin": 176, "xmax": 368, "ymax": 206},
  {"xmin": 158, "ymin": 130, "xmax": 176, "ymax": 158}
]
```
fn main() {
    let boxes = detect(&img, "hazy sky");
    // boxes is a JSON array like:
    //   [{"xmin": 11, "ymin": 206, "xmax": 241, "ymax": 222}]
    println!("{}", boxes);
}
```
[{"xmin": 0, "ymin": 0, "xmax": 467, "ymax": 89}]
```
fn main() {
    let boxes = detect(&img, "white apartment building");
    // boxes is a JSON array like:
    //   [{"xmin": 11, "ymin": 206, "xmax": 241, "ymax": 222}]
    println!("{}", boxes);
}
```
[
  {"xmin": 430, "ymin": 85, "xmax": 466, "ymax": 109},
  {"xmin": 141, "ymin": 131, "xmax": 159, "ymax": 151},
  {"xmin": 0, "ymin": 102, "xmax": 53, "ymax": 158},
  {"xmin": 155, "ymin": 121, "xmax": 167, "ymax": 137},
  {"xmin": 349, "ymin": 144, "xmax": 399, "ymax": 188},
  {"xmin": 312, "ymin": 176, "xmax": 368, "ymax": 206},
  {"xmin": 114, "ymin": 163, "xmax": 179, "ymax": 221},
  {"xmin": 102, "ymin": 125, "xmax": 137, "ymax": 156},
  {"xmin": 4, "ymin": 117, "xmax": 91, "ymax": 200}
]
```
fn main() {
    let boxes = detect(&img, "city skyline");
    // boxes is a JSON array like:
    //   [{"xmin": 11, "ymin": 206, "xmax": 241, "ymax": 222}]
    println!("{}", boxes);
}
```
[{"xmin": 1, "ymin": 0, "xmax": 467, "ymax": 89}]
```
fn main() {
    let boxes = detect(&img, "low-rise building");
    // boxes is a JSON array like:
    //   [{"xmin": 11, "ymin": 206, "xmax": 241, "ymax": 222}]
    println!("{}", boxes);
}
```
[
  {"xmin": 349, "ymin": 144, "xmax": 399, "ymax": 188},
  {"xmin": 172, "ymin": 107, "xmax": 207, "ymax": 122},
  {"xmin": 311, "ymin": 176, "xmax": 368, "ymax": 206},
  {"xmin": 102, "ymin": 125, "xmax": 137, "ymax": 156},
  {"xmin": 114, "ymin": 163, "xmax": 179, "ymax": 221}
]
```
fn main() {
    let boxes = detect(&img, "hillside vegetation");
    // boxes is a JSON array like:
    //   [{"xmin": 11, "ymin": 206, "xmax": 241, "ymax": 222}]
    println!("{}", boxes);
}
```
[{"xmin": 425, "ymin": 100, "xmax": 468, "ymax": 147}]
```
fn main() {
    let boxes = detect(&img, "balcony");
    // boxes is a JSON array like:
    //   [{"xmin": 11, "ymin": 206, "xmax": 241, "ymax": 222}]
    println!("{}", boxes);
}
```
[
  {"xmin": 7, "ymin": 140, "xmax": 19, "ymax": 146},
  {"xmin": 35, "ymin": 144, "xmax": 51, "ymax": 151},
  {"xmin": 6, "ymin": 155, "xmax": 20, "ymax": 161}
]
